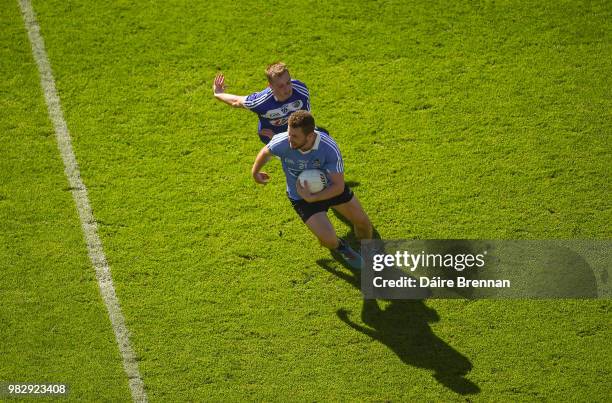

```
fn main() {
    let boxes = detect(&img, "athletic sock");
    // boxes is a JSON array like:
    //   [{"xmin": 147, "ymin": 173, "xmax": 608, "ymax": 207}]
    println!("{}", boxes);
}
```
[
  {"xmin": 336, "ymin": 238, "xmax": 352, "ymax": 254},
  {"xmin": 334, "ymin": 238, "xmax": 364, "ymax": 270}
]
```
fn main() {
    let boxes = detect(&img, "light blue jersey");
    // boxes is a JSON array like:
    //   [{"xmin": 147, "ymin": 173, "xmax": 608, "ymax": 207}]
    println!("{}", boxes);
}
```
[
  {"xmin": 244, "ymin": 79, "xmax": 311, "ymax": 137},
  {"xmin": 267, "ymin": 130, "xmax": 344, "ymax": 201}
]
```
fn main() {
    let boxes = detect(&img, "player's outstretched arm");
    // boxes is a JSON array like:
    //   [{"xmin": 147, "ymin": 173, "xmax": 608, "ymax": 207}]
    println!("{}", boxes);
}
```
[
  {"xmin": 251, "ymin": 146, "xmax": 272, "ymax": 184},
  {"xmin": 213, "ymin": 73, "xmax": 247, "ymax": 108}
]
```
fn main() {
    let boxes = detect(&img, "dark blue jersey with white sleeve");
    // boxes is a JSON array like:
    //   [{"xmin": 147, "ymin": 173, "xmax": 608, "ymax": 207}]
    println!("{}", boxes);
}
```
[
  {"xmin": 267, "ymin": 130, "xmax": 344, "ymax": 201},
  {"xmin": 243, "ymin": 79, "xmax": 311, "ymax": 135}
]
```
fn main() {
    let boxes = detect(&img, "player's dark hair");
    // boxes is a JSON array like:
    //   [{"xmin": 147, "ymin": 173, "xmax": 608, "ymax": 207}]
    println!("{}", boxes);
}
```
[
  {"xmin": 288, "ymin": 111, "xmax": 315, "ymax": 135},
  {"xmin": 265, "ymin": 62, "xmax": 289, "ymax": 82}
]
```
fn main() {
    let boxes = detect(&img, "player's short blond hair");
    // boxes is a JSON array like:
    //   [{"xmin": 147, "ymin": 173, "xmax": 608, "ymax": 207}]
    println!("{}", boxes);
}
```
[
  {"xmin": 265, "ymin": 62, "xmax": 289, "ymax": 82},
  {"xmin": 288, "ymin": 111, "xmax": 315, "ymax": 135}
]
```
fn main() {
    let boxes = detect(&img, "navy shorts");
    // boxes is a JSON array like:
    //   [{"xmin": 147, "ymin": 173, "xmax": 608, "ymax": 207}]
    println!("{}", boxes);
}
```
[
  {"xmin": 289, "ymin": 184, "xmax": 354, "ymax": 223},
  {"xmin": 259, "ymin": 133, "xmax": 272, "ymax": 144}
]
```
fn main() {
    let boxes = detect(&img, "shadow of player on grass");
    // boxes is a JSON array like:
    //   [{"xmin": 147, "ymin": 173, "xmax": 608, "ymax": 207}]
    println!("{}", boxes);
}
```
[
  {"xmin": 318, "ymin": 258, "xmax": 480, "ymax": 395},
  {"xmin": 317, "ymin": 196, "xmax": 480, "ymax": 395}
]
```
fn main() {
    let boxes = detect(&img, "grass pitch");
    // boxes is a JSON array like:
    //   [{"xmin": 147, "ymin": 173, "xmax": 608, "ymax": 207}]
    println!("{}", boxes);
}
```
[{"xmin": 1, "ymin": 0, "xmax": 610, "ymax": 401}]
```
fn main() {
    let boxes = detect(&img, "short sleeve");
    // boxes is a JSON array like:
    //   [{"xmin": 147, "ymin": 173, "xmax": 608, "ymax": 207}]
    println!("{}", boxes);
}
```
[
  {"xmin": 244, "ymin": 88, "xmax": 272, "ymax": 111},
  {"xmin": 267, "ymin": 132, "xmax": 289, "ymax": 157},
  {"xmin": 321, "ymin": 138, "xmax": 344, "ymax": 174},
  {"xmin": 292, "ymin": 81, "xmax": 311, "ymax": 111}
]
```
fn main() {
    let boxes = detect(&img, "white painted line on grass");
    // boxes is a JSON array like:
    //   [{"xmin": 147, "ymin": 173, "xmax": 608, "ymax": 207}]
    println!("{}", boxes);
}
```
[{"xmin": 17, "ymin": 1, "xmax": 148, "ymax": 402}]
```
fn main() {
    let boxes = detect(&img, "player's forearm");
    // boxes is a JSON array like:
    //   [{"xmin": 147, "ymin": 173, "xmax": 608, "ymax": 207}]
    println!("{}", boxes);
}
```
[
  {"xmin": 251, "ymin": 147, "xmax": 271, "ymax": 175},
  {"xmin": 213, "ymin": 92, "xmax": 246, "ymax": 108},
  {"xmin": 308, "ymin": 181, "xmax": 344, "ymax": 202}
]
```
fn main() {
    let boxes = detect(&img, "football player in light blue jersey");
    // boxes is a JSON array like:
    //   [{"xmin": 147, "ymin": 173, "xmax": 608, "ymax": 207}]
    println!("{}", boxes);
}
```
[
  {"xmin": 251, "ymin": 111, "xmax": 372, "ymax": 270},
  {"xmin": 213, "ymin": 62, "xmax": 312, "ymax": 144}
]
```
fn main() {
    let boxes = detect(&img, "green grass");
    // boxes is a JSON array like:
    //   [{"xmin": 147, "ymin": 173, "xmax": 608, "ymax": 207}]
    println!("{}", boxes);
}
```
[
  {"xmin": 2, "ymin": 0, "xmax": 610, "ymax": 401},
  {"xmin": 0, "ymin": 2, "xmax": 131, "ymax": 400}
]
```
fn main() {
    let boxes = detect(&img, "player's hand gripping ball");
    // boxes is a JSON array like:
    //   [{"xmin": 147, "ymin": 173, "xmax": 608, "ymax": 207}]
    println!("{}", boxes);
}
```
[{"xmin": 298, "ymin": 169, "xmax": 328, "ymax": 193}]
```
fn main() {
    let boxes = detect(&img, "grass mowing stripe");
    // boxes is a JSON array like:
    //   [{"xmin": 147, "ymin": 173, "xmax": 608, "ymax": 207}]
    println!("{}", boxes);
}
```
[{"xmin": 17, "ymin": 1, "xmax": 147, "ymax": 401}]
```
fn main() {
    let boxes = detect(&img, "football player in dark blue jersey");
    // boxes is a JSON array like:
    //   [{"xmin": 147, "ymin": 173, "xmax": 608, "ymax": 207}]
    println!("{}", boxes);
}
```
[{"xmin": 213, "ymin": 62, "xmax": 312, "ymax": 144}]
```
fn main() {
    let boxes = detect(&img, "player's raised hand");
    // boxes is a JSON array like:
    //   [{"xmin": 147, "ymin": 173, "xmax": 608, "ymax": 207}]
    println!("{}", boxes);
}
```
[
  {"xmin": 253, "ymin": 171, "xmax": 270, "ymax": 185},
  {"xmin": 213, "ymin": 73, "xmax": 226, "ymax": 94}
]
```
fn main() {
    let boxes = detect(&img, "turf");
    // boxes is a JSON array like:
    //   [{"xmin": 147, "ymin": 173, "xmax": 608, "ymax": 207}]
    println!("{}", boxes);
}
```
[
  {"xmin": 2, "ymin": 0, "xmax": 610, "ymax": 401},
  {"xmin": 0, "ymin": 2, "xmax": 131, "ymax": 400}
]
